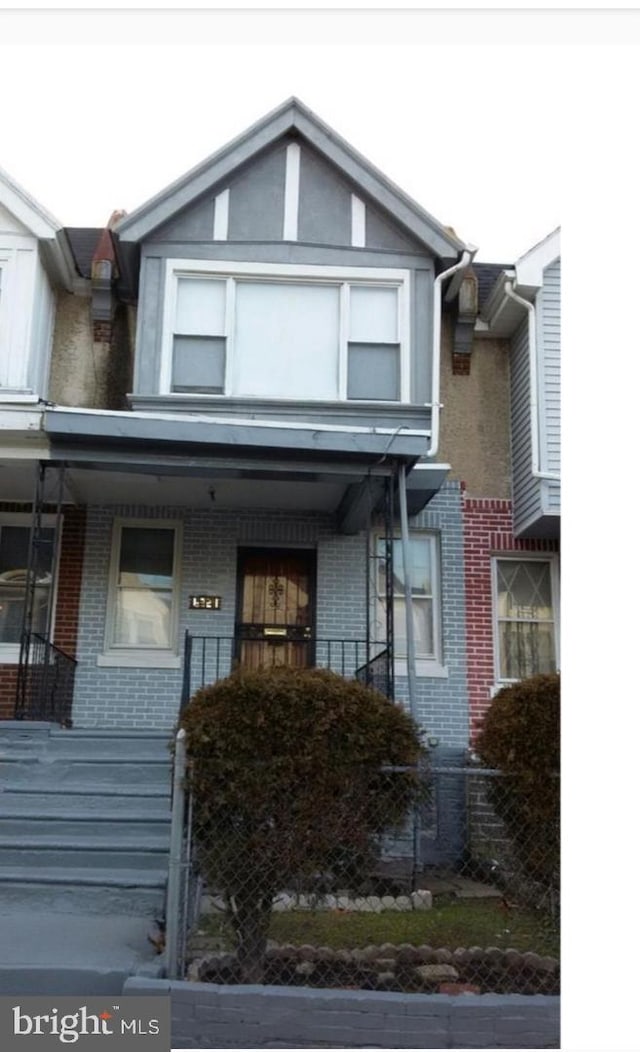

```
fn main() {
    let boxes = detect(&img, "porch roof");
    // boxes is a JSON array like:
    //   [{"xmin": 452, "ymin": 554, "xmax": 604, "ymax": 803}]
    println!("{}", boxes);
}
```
[
  {"xmin": 43, "ymin": 406, "xmax": 429, "ymax": 465},
  {"xmin": 14, "ymin": 408, "xmax": 451, "ymax": 532}
]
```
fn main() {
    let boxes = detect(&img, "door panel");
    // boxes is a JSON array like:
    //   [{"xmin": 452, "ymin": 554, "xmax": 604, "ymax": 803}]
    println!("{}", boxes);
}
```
[{"xmin": 236, "ymin": 549, "xmax": 315, "ymax": 669}]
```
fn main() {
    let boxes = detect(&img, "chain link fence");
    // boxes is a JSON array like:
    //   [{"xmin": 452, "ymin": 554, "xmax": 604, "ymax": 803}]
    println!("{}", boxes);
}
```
[{"xmin": 166, "ymin": 734, "xmax": 559, "ymax": 996}]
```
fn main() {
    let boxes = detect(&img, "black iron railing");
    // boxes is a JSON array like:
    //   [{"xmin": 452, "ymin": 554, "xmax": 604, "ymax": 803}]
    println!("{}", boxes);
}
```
[
  {"xmin": 180, "ymin": 632, "xmax": 392, "ymax": 713},
  {"xmin": 15, "ymin": 632, "xmax": 77, "ymax": 725}
]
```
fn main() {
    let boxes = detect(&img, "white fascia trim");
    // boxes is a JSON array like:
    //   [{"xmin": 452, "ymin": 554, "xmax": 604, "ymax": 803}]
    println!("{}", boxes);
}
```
[
  {"xmin": 0, "ymin": 165, "xmax": 63, "ymax": 240},
  {"xmin": 283, "ymin": 142, "xmax": 301, "ymax": 241},
  {"xmin": 351, "ymin": 194, "xmax": 366, "ymax": 248},
  {"xmin": 0, "ymin": 395, "xmax": 41, "ymax": 405},
  {"xmin": 48, "ymin": 403, "xmax": 429, "ymax": 439},
  {"xmin": 516, "ymin": 227, "xmax": 561, "ymax": 289},
  {"xmin": 213, "ymin": 189, "xmax": 229, "ymax": 241}
]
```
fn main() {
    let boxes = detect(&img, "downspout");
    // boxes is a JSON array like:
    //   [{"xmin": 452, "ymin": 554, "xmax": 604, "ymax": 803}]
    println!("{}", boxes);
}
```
[
  {"xmin": 398, "ymin": 463, "xmax": 418, "ymax": 722},
  {"xmin": 427, "ymin": 245, "xmax": 477, "ymax": 459},
  {"xmin": 504, "ymin": 279, "xmax": 561, "ymax": 482}
]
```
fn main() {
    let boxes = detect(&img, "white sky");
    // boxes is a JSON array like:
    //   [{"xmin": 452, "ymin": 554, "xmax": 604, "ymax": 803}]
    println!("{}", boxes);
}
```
[
  {"xmin": 1, "ymin": 8, "xmax": 633, "ymax": 262},
  {"xmin": 2, "ymin": 9, "xmax": 640, "ymax": 1050}
]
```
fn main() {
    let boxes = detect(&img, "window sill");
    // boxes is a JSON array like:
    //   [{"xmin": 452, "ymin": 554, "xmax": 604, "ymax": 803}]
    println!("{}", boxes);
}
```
[
  {"xmin": 394, "ymin": 659, "xmax": 448, "ymax": 679},
  {"xmin": 97, "ymin": 652, "xmax": 181, "ymax": 669}
]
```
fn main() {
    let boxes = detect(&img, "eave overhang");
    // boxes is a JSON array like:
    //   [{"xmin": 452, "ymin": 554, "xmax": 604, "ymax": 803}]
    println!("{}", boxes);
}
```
[
  {"xmin": 43, "ymin": 407, "xmax": 428, "ymax": 468},
  {"xmin": 0, "ymin": 165, "xmax": 76, "ymax": 291},
  {"xmin": 115, "ymin": 98, "xmax": 465, "ymax": 262}
]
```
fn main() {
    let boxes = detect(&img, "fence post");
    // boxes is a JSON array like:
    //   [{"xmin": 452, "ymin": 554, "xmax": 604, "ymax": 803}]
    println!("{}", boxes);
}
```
[{"xmin": 165, "ymin": 727, "xmax": 187, "ymax": 979}]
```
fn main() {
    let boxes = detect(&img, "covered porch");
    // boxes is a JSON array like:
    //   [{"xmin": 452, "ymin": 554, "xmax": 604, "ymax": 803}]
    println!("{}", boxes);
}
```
[{"xmin": 4, "ymin": 406, "xmax": 449, "ymax": 727}]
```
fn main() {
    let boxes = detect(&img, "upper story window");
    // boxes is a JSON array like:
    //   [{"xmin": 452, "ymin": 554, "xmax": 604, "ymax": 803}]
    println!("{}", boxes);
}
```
[
  {"xmin": 492, "ymin": 556, "xmax": 559, "ymax": 682},
  {"xmin": 161, "ymin": 260, "xmax": 410, "ymax": 403}
]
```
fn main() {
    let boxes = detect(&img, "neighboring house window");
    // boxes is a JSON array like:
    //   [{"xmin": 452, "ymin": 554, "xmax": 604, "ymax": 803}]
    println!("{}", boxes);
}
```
[
  {"xmin": 0, "ymin": 518, "xmax": 55, "ymax": 657},
  {"xmin": 492, "ymin": 557, "xmax": 558, "ymax": 681},
  {"xmin": 375, "ymin": 532, "xmax": 443, "ymax": 672},
  {"xmin": 162, "ymin": 260, "xmax": 410, "ymax": 403},
  {"xmin": 105, "ymin": 521, "xmax": 181, "ymax": 657}
]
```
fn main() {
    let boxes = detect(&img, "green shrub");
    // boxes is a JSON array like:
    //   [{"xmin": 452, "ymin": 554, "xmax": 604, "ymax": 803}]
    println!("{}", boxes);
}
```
[
  {"xmin": 475, "ymin": 673, "xmax": 560, "ymax": 895},
  {"xmin": 180, "ymin": 665, "xmax": 424, "ymax": 979}
]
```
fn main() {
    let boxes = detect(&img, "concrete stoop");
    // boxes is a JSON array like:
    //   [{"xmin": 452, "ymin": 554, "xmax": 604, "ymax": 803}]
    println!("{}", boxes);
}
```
[{"xmin": 0, "ymin": 722, "xmax": 173, "ymax": 994}]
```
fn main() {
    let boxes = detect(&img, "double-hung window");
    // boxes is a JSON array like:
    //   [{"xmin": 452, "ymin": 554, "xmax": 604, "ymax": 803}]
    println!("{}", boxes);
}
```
[
  {"xmin": 492, "ymin": 557, "xmax": 559, "ymax": 682},
  {"xmin": 0, "ymin": 516, "xmax": 55, "ymax": 659},
  {"xmin": 162, "ymin": 261, "xmax": 410, "ymax": 403},
  {"xmin": 375, "ymin": 532, "xmax": 443, "ymax": 674},
  {"xmin": 102, "ymin": 520, "xmax": 181, "ymax": 666}
]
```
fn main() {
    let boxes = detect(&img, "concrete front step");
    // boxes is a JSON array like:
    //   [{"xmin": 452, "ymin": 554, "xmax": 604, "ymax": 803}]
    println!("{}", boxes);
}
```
[
  {"xmin": 1, "ymin": 816, "xmax": 170, "ymax": 839},
  {"xmin": 0, "ymin": 841, "xmax": 169, "ymax": 870},
  {"xmin": 0, "ymin": 868, "xmax": 167, "ymax": 916},
  {"xmin": 1, "ymin": 758, "xmax": 172, "ymax": 787},
  {"xmin": 0, "ymin": 724, "xmax": 173, "ymax": 918}
]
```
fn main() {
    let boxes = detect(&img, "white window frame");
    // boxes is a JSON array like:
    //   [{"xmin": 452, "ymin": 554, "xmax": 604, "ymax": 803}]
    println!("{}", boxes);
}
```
[
  {"xmin": 0, "ymin": 513, "xmax": 61, "ymax": 663},
  {"xmin": 491, "ymin": 553, "xmax": 560, "ymax": 688},
  {"xmin": 160, "ymin": 259, "xmax": 411, "ymax": 403},
  {"xmin": 99, "ymin": 518, "xmax": 182, "ymax": 669},
  {"xmin": 374, "ymin": 530, "xmax": 447, "ymax": 679}
]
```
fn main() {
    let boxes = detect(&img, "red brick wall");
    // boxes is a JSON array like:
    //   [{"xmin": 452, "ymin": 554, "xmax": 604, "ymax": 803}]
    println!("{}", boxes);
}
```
[
  {"xmin": 0, "ymin": 506, "xmax": 87, "ymax": 720},
  {"xmin": 462, "ymin": 495, "xmax": 558, "ymax": 742}
]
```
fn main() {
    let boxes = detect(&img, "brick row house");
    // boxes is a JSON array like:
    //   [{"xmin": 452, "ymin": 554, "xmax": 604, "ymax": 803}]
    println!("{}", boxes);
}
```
[{"xmin": 0, "ymin": 100, "xmax": 560, "ymax": 867}]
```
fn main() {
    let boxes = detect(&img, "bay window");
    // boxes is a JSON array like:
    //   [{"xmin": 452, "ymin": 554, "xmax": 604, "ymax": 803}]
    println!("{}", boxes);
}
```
[{"xmin": 162, "ymin": 260, "xmax": 410, "ymax": 403}]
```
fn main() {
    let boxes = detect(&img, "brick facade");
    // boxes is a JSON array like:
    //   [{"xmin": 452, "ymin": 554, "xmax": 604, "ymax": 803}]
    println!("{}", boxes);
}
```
[
  {"xmin": 0, "ymin": 506, "xmax": 87, "ymax": 719},
  {"xmin": 462, "ymin": 495, "xmax": 559, "ymax": 740}
]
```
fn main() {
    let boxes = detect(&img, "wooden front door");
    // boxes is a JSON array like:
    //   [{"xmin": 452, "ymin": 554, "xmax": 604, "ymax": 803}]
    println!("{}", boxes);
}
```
[{"xmin": 235, "ymin": 548, "xmax": 315, "ymax": 670}]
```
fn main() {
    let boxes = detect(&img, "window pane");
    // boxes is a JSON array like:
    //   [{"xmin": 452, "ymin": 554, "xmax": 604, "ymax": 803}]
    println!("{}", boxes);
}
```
[
  {"xmin": 118, "ymin": 528, "xmax": 174, "ymax": 588},
  {"xmin": 0, "ymin": 526, "xmax": 53, "ymax": 644},
  {"xmin": 113, "ymin": 589, "xmax": 173, "ymax": 648},
  {"xmin": 172, "ymin": 336, "xmax": 226, "ymax": 393},
  {"xmin": 499, "ymin": 621, "xmax": 556, "ymax": 680},
  {"xmin": 175, "ymin": 277, "xmax": 225, "ymax": 335},
  {"xmin": 497, "ymin": 561, "xmax": 553, "ymax": 620},
  {"xmin": 347, "ymin": 344, "xmax": 400, "ymax": 401},
  {"xmin": 349, "ymin": 285, "xmax": 397, "ymax": 342},
  {"xmin": 393, "ymin": 597, "xmax": 434, "ymax": 659},
  {"xmin": 384, "ymin": 537, "xmax": 433, "ymax": 597},
  {"xmin": 234, "ymin": 281, "xmax": 340, "ymax": 400}
]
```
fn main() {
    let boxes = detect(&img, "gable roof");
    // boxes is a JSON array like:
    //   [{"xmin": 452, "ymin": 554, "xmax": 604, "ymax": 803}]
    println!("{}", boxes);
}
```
[
  {"xmin": 0, "ymin": 165, "xmax": 76, "ymax": 289},
  {"xmin": 115, "ymin": 97, "xmax": 467, "ymax": 260}
]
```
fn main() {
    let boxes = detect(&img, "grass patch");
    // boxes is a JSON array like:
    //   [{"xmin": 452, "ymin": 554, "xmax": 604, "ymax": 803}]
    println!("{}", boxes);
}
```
[{"xmin": 201, "ymin": 898, "xmax": 558, "ymax": 958}]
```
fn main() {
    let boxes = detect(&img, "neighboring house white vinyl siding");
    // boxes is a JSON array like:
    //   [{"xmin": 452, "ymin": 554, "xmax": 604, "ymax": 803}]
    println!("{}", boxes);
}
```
[
  {"xmin": 539, "ymin": 257, "xmax": 561, "ymax": 512},
  {"xmin": 510, "ymin": 315, "xmax": 543, "ymax": 535},
  {"xmin": 0, "ymin": 234, "xmax": 54, "ymax": 397}
]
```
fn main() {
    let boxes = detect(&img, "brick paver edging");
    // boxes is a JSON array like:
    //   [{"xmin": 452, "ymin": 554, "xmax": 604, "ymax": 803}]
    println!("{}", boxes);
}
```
[{"xmin": 124, "ymin": 976, "xmax": 560, "ymax": 1049}]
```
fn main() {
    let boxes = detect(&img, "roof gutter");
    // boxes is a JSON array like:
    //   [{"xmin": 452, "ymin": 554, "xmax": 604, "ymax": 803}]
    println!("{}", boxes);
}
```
[
  {"xmin": 504, "ymin": 279, "xmax": 561, "ymax": 482},
  {"xmin": 428, "ymin": 245, "xmax": 477, "ymax": 458}
]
